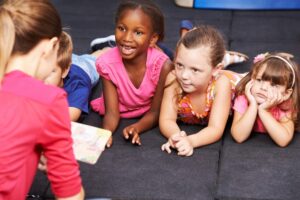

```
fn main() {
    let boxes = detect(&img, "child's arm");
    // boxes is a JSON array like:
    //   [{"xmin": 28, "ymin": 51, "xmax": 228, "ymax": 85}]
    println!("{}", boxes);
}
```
[
  {"xmin": 258, "ymin": 87, "xmax": 294, "ymax": 147},
  {"xmin": 102, "ymin": 78, "xmax": 120, "ymax": 147},
  {"xmin": 258, "ymin": 109, "xmax": 294, "ymax": 147},
  {"xmin": 231, "ymin": 80, "xmax": 258, "ymax": 143},
  {"xmin": 123, "ymin": 60, "xmax": 173, "ymax": 145},
  {"xmin": 184, "ymin": 75, "xmax": 232, "ymax": 149},
  {"xmin": 69, "ymin": 107, "xmax": 82, "ymax": 122},
  {"xmin": 159, "ymin": 71, "xmax": 181, "ymax": 138}
]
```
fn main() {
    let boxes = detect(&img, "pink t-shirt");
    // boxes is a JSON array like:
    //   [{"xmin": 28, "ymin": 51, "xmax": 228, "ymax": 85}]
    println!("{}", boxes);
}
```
[
  {"xmin": 91, "ymin": 47, "xmax": 168, "ymax": 118},
  {"xmin": 0, "ymin": 71, "xmax": 82, "ymax": 200},
  {"xmin": 233, "ymin": 95, "xmax": 288, "ymax": 133}
]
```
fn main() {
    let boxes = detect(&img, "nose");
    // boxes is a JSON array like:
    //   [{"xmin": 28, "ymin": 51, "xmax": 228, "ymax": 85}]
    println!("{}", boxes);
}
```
[
  {"xmin": 260, "ymin": 81, "xmax": 269, "ymax": 91},
  {"xmin": 181, "ymin": 68, "xmax": 190, "ymax": 80},
  {"xmin": 123, "ymin": 31, "xmax": 133, "ymax": 42}
]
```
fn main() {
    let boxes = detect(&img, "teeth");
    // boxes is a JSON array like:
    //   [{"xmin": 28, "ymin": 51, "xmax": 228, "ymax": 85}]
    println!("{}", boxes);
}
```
[{"xmin": 120, "ymin": 45, "xmax": 135, "ymax": 55}]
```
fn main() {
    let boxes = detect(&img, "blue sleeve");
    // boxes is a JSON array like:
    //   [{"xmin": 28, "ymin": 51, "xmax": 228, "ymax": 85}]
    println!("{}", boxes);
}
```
[{"xmin": 63, "ymin": 65, "xmax": 92, "ymax": 114}]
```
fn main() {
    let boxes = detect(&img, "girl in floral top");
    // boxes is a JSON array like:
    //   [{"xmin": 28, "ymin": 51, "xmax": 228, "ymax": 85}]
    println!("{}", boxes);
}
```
[{"xmin": 159, "ymin": 25, "xmax": 241, "ymax": 156}]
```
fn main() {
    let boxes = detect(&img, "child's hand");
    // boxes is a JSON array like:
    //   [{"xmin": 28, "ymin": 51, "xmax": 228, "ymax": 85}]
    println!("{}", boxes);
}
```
[
  {"xmin": 161, "ymin": 134, "xmax": 179, "ymax": 154},
  {"xmin": 38, "ymin": 154, "xmax": 47, "ymax": 173},
  {"xmin": 259, "ymin": 86, "xmax": 286, "ymax": 110},
  {"xmin": 106, "ymin": 136, "xmax": 113, "ymax": 148},
  {"xmin": 245, "ymin": 80, "xmax": 257, "ymax": 106},
  {"xmin": 175, "ymin": 134, "xmax": 194, "ymax": 157},
  {"xmin": 161, "ymin": 141, "xmax": 172, "ymax": 154},
  {"xmin": 161, "ymin": 131, "xmax": 187, "ymax": 154},
  {"xmin": 123, "ymin": 126, "xmax": 141, "ymax": 146}
]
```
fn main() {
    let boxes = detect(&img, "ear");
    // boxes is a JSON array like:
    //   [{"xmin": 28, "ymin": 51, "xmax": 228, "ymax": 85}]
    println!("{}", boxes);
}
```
[
  {"xmin": 149, "ymin": 33, "xmax": 159, "ymax": 47},
  {"xmin": 212, "ymin": 62, "xmax": 223, "ymax": 76},
  {"xmin": 62, "ymin": 64, "xmax": 71, "ymax": 79},
  {"xmin": 283, "ymin": 88, "xmax": 293, "ymax": 101},
  {"xmin": 43, "ymin": 37, "xmax": 59, "ymax": 58}
]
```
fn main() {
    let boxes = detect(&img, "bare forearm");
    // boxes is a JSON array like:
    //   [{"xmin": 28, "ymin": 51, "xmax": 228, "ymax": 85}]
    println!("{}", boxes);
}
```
[
  {"xmin": 188, "ymin": 126, "xmax": 224, "ymax": 148},
  {"xmin": 231, "ymin": 106, "xmax": 257, "ymax": 143},
  {"xmin": 133, "ymin": 111, "xmax": 158, "ymax": 134},
  {"xmin": 159, "ymin": 119, "xmax": 181, "ymax": 139},
  {"xmin": 103, "ymin": 113, "xmax": 120, "ymax": 133},
  {"xmin": 258, "ymin": 109, "xmax": 293, "ymax": 147}
]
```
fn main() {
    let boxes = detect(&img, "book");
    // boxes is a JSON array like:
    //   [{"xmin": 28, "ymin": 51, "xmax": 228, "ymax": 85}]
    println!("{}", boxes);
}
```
[{"xmin": 71, "ymin": 122, "xmax": 111, "ymax": 165}]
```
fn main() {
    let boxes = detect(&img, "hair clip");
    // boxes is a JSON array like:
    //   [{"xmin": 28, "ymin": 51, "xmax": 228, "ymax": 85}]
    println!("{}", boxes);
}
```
[{"xmin": 253, "ymin": 52, "xmax": 269, "ymax": 64}]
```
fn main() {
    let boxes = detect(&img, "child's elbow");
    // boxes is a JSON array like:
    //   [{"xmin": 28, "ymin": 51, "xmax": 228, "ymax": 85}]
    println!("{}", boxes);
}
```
[
  {"xmin": 230, "ymin": 129, "xmax": 246, "ymax": 144},
  {"xmin": 233, "ymin": 137, "xmax": 246, "ymax": 144},
  {"xmin": 276, "ymin": 140, "xmax": 291, "ymax": 148}
]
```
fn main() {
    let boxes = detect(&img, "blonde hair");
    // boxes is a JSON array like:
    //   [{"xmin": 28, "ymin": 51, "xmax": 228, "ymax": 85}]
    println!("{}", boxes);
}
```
[
  {"xmin": 57, "ymin": 31, "xmax": 73, "ymax": 72},
  {"xmin": 0, "ymin": 0, "xmax": 62, "ymax": 82},
  {"xmin": 236, "ymin": 52, "xmax": 300, "ymax": 129}
]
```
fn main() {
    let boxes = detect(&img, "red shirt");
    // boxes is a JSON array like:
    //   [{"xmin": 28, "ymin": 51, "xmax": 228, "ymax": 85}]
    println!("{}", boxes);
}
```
[{"xmin": 0, "ymin": 71, "xmax": 82, "ymax": 200}]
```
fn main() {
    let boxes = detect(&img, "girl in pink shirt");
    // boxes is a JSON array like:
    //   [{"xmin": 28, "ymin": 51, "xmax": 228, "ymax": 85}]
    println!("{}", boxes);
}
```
[
  {"xmin": 0, "ymin": 0, "xmax": 84, "ymax": 199},
  {"xmin": 231, "ymin": 52, "xmax": 300, "ymax": 147},
  {"xmin": 91, "ymin": 0, "xmax": 172, "ymax": 147}
]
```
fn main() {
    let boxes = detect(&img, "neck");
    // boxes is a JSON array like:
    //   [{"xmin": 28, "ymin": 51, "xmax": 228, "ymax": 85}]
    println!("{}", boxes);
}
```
[
  {"xmin": 6, "ymin": 48, "xmax": 43, "ymax": 78},
  {"xmin": 123, "ymin": 51, "xmax": 147, "ymax": 70}
]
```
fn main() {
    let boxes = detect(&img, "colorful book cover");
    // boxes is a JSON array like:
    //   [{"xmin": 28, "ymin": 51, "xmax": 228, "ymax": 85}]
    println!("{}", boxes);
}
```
[{"xmin": 71, "ymin": 122, "xmax": 111, "ymax": 165}]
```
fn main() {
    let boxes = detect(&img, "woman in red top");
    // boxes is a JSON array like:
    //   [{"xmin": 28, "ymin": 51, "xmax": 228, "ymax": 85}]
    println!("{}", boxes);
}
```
[{"xmin": 0, "ymin": 0, "xmax": 84, "ymax": 199}]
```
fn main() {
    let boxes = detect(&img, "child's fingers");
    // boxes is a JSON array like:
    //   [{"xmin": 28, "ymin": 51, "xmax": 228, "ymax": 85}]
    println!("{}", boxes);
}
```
[
  {"xmin": 123, "ymin": 130, "xmax": 129, "ymax": 139},
  {"xmin": 132, "ymin": 134, "xmax": 141, "ymax": 145},
  {"xmin": 177, "ymin": 148, "xmax": 189, "ymax": 156},
  {"xmin": 123, "ymin": 127, "xmax": 134, "ymax": 139},
  {"xmin": 179, "ymin": 130, "xmax": 187, "ymax": 137},
  {"xmin": 106, "ymin": 136, "xmax": 113, "ymax": 148},
  {"xmin": 161, "ymin": 143, "xmax": 172, "ymax": 154}
]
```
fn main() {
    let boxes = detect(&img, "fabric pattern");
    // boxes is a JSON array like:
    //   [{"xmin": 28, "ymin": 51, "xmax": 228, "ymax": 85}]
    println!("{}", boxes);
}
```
[{"xmin": 177, "ymin": 70, "xmax": 241, "ymax": 125}]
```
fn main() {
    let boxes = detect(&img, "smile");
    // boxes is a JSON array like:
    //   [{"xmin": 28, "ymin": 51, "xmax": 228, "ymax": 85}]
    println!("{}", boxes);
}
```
[{"xmin": 120, "ymin": 45, "xmax": 136, "ymax": 56}]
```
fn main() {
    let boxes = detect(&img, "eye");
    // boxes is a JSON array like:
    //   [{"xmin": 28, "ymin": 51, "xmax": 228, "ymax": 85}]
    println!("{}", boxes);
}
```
[
  {"xmin": 191, "ymin": 68, "xmax": 201, "ymax": 73},
  {"xmin": 117, "ymin": 25, "xmax": 126, "ymax": 32},
  {"xmin": 135, "ymin": 31, "xmax": 143, "ymax": 36},
  {"xmin": 175, "ymin": 62, "xmax": 184, "ymax": 69},
  {"xmin": 255, "ymin": 78, "xmax": 262, "ymax": 83}
]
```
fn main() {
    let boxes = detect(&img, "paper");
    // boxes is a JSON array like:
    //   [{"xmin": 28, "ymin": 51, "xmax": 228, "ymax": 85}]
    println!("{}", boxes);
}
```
[{"xmin": 71, "ymin": 122, "xmax": 111, "ymax": 165}]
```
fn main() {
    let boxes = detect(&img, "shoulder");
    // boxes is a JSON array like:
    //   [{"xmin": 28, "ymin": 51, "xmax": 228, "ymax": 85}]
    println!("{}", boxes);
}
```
[
  {"xmin": 96, "ymin": 47, "xmax": 122, "ymax": 70},
  {"xmin": 215, "ymin": 73, "xmax": 231, "ymax": 90},
  {"xmin": 97, "ymin": 47, "xmax": 121, "ymax": 64},
  {"xmin": 147, "ymin": 47, "xmax": 169, "ymax": 69},
  {"xmin": 3, "ymin": 71, "xmax": 67, "ymax": 105},
  {"xmin": 165, "ymin": 70, "xmax": 178, "ymax": 86}
]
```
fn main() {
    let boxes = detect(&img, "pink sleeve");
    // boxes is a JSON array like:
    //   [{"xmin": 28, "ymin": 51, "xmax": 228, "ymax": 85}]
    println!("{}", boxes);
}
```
[
  {"xmin": 41, "ymin": 92, "xmax": 82, "ymax": 198},
  {"xmin": 96, "ymin": 56, "xmax": 111, "ymax": 80},
  {"xmin": 233, "ymin": 95, "xmax": 249, "ymax": 114},
  {"xmin": 149, "ymin": 48, "xmax": 169, "ymax": 84}
]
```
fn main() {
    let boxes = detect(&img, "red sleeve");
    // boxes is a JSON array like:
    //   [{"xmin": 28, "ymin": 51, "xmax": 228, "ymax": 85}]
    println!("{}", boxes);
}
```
[{"xmin": 39, "ymin": 91, "xmax": 82, "ymax": 198}]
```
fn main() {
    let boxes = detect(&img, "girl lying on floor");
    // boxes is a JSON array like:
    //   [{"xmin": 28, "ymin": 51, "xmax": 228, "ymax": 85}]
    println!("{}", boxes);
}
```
[
  {"xmin": 231, "ymin": 52, "xmax": 300, "ymax": 147},
  {"xmin": 159, "ymin": 25, "xmax": 242, "ymax": 156}
]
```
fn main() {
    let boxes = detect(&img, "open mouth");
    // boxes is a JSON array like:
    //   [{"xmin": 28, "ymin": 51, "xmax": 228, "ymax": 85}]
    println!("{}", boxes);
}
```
[{"xmin": 119, "ymin": 44, "xmax": 136, "ymax": 56}]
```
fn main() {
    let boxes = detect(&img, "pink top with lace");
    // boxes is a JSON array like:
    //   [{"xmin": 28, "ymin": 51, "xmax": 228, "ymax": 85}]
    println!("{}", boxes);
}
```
[
  {"xmin": 91, "ymin": 47, "xmax": 168, "ymax": 118},
  {"xmin": 177, "ymin": 70, "xmax": 241, "ymax": 125},
  {"xmin": 233, "ymin": 95, "xmax": 289, "ymax": 133}
]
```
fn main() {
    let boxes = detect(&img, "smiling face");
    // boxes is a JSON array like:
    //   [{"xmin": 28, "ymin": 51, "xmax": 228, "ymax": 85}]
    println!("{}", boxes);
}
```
[
  {"xmin": 174, "ymin": 44, "xmax": 216, "ymax": 94},
  {"xmin": 251, "ymin": 65, "xmax": 288, "ymax": 104},
  {"xmin": 115, "ymin": 8, "xmax": 158, "ymax": 61}
]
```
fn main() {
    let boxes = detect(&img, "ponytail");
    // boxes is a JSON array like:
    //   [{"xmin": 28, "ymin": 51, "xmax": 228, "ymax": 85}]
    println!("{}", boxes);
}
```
[
  {"xmin": 0, "ymin": 6, "xmax": 15, "ymax": 83},
  {"xmin": 0, "ymin": 0, "xmax": 62, "ymax": 83}
]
